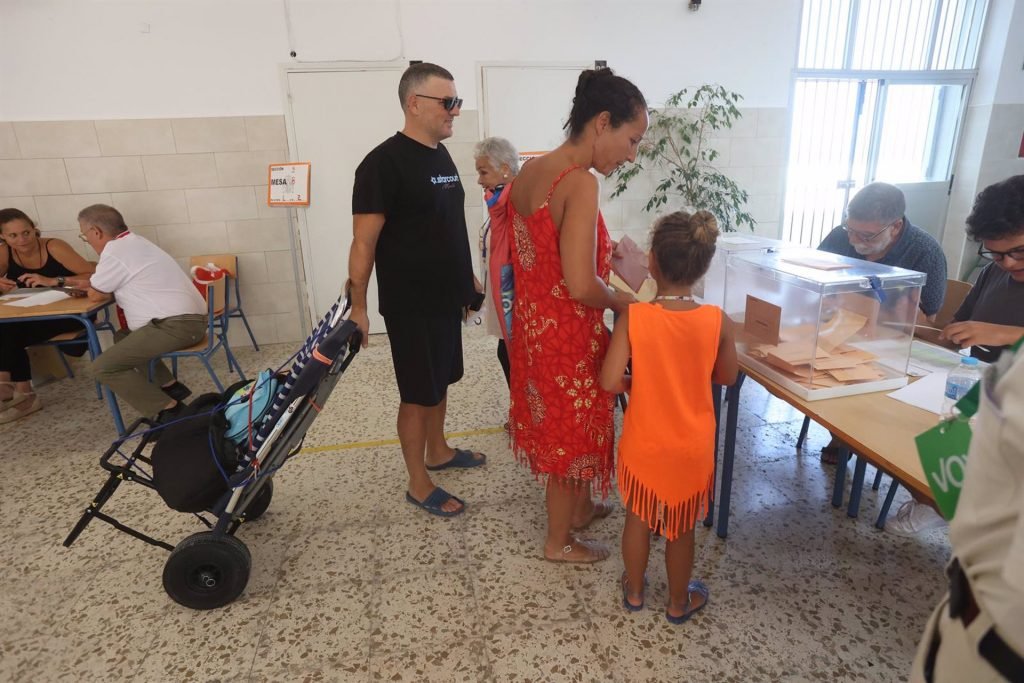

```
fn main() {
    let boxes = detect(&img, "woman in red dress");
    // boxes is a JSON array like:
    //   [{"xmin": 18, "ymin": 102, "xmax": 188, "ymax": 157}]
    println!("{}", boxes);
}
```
[{"xmin": 508, "ymin": 68, "xmax": 648, "ymax": 563}]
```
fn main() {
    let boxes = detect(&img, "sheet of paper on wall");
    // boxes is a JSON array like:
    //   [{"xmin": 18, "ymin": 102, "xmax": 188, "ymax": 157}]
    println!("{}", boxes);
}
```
[
  {"xmin": 4, "ymin": 290, "xmax": 70, "ymax": 307},
  {"xmin": 780, "ymin": 254, "xmax": 852, "ymax": 270}
]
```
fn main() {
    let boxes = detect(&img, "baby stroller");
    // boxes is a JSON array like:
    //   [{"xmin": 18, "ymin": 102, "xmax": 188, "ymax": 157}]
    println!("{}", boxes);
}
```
[{"xmin": 63, "ymin": 291, "xmax": 361, "ymax": 610}]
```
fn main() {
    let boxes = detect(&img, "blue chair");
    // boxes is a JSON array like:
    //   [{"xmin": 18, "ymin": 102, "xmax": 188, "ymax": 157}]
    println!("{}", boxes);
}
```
[
  {"xmin": 148, "ymin": 280, "xmax": 245, "ymax": 393},
  {"xmin": 35, "ymin": 305, "xmax": 117, "ymax": 399},
  {"xmin": 190, "ymin": 254, "xmax": 259, "ymax": 351}
]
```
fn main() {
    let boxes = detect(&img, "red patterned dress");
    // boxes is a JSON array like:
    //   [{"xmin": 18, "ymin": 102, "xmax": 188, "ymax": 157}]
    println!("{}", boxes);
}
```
[{"xmin": 508, "ymin": 166, "xmax": 616, "ymax": 494}]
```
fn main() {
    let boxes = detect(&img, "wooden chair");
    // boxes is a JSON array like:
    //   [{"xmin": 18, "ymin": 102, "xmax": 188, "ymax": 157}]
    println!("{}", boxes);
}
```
[{"xmin": 189, "ymin": 254, "xmax": 260, "ymax": 351}]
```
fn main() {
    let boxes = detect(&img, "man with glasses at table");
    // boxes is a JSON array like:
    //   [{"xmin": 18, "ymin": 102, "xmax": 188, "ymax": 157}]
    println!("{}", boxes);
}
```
[
  {"xmin": 818, "ymin": 182, "xmax": 948, "ymax": 320},
  {"xmin": 347, "ymin": 62, "xmax": 486, "ymax": 520}
]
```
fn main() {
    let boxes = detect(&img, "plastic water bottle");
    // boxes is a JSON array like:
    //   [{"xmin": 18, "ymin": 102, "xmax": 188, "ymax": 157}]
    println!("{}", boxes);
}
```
[{"xmin": 942, "ymin": 357, "xmax": 982, "ymax": 418}]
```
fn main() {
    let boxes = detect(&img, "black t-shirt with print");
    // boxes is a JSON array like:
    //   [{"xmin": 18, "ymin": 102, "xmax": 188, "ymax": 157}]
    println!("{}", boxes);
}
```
[{"xmin": 352, "ymin": 132, "xmax": 474, "ymax": 316}]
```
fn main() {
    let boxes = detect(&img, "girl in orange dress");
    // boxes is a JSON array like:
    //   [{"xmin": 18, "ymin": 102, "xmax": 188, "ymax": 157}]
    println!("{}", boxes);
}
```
[
  {"xmin": 508, "ymin": 68, "xmax": 646, "ymax": 563},
  {"xmin": 601, "ymin": 211, "xmax": 738, "ymax": 622}
]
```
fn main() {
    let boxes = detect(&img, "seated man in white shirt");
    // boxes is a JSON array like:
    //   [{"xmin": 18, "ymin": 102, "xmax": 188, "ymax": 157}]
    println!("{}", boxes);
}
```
[{"xmin": 78, "ymin": 204, "xmax": 207, "ymax": 425}]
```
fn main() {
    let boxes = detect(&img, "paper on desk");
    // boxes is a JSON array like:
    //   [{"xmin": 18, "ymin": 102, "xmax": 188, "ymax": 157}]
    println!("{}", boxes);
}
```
[
  {"xmin": 887, "ymin": 371, "xmax": 948, "ymax": 415},
  {"xmin": 4, "ymin": 290, "xmax": 70, "ymax": 307},
  {"xmin": 718, "ymin": 235, "xmax": 759, "ymax": 245}
]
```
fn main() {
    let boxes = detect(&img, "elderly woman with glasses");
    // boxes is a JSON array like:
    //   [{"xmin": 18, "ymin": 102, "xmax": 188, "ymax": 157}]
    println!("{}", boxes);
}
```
[
  {"xmin": 0, "ymin": 208, "xmax": 96, "ymax": 423},
  {"xmin": 473, "ymin": 136, "xmax": 520, "ymax": 387}
]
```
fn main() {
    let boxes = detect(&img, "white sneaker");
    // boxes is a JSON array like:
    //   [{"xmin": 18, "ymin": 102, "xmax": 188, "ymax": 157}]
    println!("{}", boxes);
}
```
[{"xmin": 885, "ymin": 500, "xmax": 947, "ymax": 536}]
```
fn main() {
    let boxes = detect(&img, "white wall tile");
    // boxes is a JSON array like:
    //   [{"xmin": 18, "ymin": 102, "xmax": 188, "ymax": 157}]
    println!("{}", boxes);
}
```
[
  {"xmin": 729, "ymin": 137, "xmax": 787, "ymax": 167},
  {"xmin": 172, "ymin": 117, "xmax": 248, "ymax": 153},
  {"xmin": 725, "ymin": 109, "xmax": 758, "ymax": 138},
  {"xmin": 0, "ymin": 123, "xmax": 20, "ymax": 159},
  {"xmin": 449, "ymin": 111, "xmax": 479, "ymax": 142},
  {"xmin": 13, "ymin": 121, "xmax": 100, "ymax": 158},
  {"xmin": 226, "ymin": 217, "xmax": 291, "ymax": 252},
  {"xmin": 265, "ymin": 249, "xmax": 296, "ymax": 282},
  {"xmin": 34, "ymin": 193, "xmax": 112, "ymax": 229},
  {"xmin": 155, "ymin": 222, "xmax": 230, "ymax": 258},
  {"xmin": 110, "ymin": 190, "xmax": 189, "ymax": 226},
  {"xmin": 245, "ymin": 116, "xmax": 287, "ymax": 151},
  {"xmin": 274, "ymin": 311, "xmax": 307, "ymax": 343},
  {"xmin": 142, "ymin": 154, "xmax": 218, "ymax": 190},
  {"xmin": 65, "ymin": 156, "xmax": 147, "ymax": 193},
  {"xmin": 214, "ymin": 149, "xmax": 286, "ymax": 187},
  {"xmin": 446, "ymin": 141, "xmax": 476, "ymax": 176},
  {"xmin": 131, "ymin": 225, "xmax": 161, "ymax": 247},
  {"xmin": 0, "ymin": 159, "xmax": 71, "ymax": 195},
  {"xmin": 237, "ymin": 282, "xmax": 299, "ymax": 315},
  {"xmin": 227, "ymin": 313, "xmax": 278, "ymax": 346},
  {"xmin": 0, "ymin": 196, "xmax": 38, "ymax": 223},
  {"xmin": 95, "ymin": 119, "xmax": 176, "ymax": 156},
  {"xmin": 185, "ymin": 187, "xmax": 259, "ymax": 222},
  {"xmin": 235, "ymin": 251, "xmax": 269, "ymax": 284},
  {"xmin": 756, "ymin": 108, "xmax": 790, "ymax": 139}
]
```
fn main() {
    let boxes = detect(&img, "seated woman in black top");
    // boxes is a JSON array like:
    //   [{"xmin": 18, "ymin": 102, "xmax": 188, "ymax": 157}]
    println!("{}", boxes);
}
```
[{"xmin": 0, "ymin": 208, "xmax": 96, "ymax": 424}]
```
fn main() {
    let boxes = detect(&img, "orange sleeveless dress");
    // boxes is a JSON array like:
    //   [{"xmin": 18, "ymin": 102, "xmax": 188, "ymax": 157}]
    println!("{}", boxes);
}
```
[
  {"xmin": 617, "ymin": 302, "xmax": 722, "ymax": 539},
  {"xmin": 508, "ymin": 166, "xmax": 615, "ymax": 493}
]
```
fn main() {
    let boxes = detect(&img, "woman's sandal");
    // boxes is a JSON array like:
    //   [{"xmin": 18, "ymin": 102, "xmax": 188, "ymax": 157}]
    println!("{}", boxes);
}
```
[
  {"xmin": 666, "ymin": 580, "xmax": 710, "ymax": 624},
  {"xmin": 621, "ymin": 572, "xmax": 646, "ymax": 612},
  {"xmin": 572, "ymin": 500, "xmax": 615, "ymax": 531},
  {"xmin": 542, "ymin": 538, "xmax": 610, "ymax": 564}
]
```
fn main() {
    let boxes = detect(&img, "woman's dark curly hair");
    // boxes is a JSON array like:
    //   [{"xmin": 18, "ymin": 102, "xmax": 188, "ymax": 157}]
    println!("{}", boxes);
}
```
[
  {"xmin": 966, "ymin": 175, "xmax": 1024, "ymax": 241},
  {"xmin": 564, "ymin": 67, "xmax": 646, "ymax": 140}
]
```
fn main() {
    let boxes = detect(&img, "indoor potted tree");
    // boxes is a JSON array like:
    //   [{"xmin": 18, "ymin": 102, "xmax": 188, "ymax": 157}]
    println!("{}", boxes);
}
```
[{"xmin": 612, "ymin": 84, "xmax": 755, "ymax": 232}]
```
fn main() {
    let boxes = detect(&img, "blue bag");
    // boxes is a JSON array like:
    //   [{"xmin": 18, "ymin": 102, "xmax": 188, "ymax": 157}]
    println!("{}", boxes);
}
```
[{"xmin": 223, "ymin": 369, "xmax": 279, "ymax": 445}]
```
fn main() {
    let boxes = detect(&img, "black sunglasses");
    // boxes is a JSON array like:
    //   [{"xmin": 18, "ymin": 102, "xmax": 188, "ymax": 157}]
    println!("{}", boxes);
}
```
[
  {"xmin": 416, "ymin": 94, "xmax": 463, "ymax": 112},
  {"xmin": 978, "ymin": 243, "xmax": 1024, "ymax": 262}
]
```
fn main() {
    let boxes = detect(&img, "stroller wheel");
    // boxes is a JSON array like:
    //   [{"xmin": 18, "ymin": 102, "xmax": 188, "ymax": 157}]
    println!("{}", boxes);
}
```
[
  {"xmin": 243, "ymin": 480, "xmax": 274, "ymax": 522},
  {"xmin": 163, "ymin": 532, "xmax": 251, "ymax": 610}
]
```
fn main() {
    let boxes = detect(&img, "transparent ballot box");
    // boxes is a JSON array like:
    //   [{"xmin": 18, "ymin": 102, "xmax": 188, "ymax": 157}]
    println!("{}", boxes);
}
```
[
  {"xmin": 725, "ymin": 249, "xmax": 926, "ymax": 400},
  {"xmin": 698, "ymin": 234, "xmax": 789, "ymax": 308}
]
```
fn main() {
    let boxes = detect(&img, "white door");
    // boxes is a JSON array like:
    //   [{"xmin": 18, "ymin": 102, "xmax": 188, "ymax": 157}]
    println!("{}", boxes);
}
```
[
  {"xmin": 480, "ymin": 63, "xmax": 590, "ymax": 153},
  {"xmin": 286, "ymin": 67, "xmax": 405, "ymax": 332}
]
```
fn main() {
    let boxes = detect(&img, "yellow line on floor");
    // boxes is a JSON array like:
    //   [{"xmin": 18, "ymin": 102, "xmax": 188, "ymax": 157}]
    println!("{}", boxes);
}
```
[{"xmin": 297, "ymin": 426, "xmax": 506, "ymax": 454}]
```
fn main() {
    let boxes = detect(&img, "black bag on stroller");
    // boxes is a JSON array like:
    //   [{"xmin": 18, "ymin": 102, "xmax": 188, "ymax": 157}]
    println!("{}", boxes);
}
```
[{"xmin": 151, "ymin": 392, "xmax": 241, "ymax": 513}]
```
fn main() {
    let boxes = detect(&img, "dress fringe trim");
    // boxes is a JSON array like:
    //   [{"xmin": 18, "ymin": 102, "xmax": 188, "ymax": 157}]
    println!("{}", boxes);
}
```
[
  {"xmin": 617, "ymin": 459, "xmax": 713, "ymax": 541},
  {"xmin": 509, "ymin": 433, "xmax": 612, "ymax": 498}
]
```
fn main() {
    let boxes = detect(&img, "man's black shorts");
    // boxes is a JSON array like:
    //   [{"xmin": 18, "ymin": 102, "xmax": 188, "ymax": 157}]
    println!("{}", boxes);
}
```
[{"xmin": 384, "ymin": 310, "xmax": 464, "ymax": 407}]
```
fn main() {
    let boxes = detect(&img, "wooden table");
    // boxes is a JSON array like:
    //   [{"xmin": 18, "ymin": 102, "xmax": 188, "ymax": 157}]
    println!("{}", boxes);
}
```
[
  {"xmin": 0, "ymin": 294, "xmax": 124, "ymax": 434},
  {"xmin": 711, "ymin": 360, "xmax": 938, "ymax": 538}
]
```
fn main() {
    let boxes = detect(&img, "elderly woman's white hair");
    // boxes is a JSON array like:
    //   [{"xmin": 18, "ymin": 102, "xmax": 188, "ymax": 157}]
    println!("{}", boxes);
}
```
[{"xmin": 473, "ymin": 137, "xmax": 520, "ymax": 176}]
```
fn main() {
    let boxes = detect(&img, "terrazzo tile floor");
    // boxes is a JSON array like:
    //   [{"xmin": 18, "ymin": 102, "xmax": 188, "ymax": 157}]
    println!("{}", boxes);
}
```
[{"xmin": 1, "ymin": 328, "xmax": 950, "ymax": 682}]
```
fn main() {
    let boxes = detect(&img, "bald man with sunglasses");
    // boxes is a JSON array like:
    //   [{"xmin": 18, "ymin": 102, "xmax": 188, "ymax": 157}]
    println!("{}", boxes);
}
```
[{"xmin": 348, "ymin": 62, "xmax": 486, "ymax": 519}]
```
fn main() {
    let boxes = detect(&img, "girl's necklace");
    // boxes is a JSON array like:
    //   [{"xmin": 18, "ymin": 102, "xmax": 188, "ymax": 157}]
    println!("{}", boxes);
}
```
[{"xmin": 653, "ymin": 295, "xmax": 695, "ymax": 302}]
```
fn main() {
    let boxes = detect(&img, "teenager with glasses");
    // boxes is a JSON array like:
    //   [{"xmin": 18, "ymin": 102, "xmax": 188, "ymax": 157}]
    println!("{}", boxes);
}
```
[
  {"xmin": 348, "ymin": 62, "xmax": 486, "ymax": 519},
  {"xmin": 940, "ymin": 175, "xmax": 1024, "ymax": 361},
  {"xmin": 887, "ymin": 176, "xmax": 1024, "ymax": 538}
]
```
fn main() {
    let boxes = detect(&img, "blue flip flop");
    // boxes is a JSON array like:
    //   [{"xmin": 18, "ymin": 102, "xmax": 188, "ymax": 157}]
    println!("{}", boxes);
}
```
[
  {"xmin": 405, "ymin": 487, "xmax": 466, "ymax": 517},
  {"xmin": 621, "ymin": 572, "xmax": 646, "ymax": 612},
  {"xmin": 666, "ymin": 580, "xmax": 710, "ymax": 624},
  {"xmin": 425, "ymin": 448, "xmax": 487, "ymax": 471}
]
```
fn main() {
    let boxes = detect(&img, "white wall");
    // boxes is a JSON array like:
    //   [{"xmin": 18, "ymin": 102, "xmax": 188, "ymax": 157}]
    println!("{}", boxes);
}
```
[{"xmin": 0, "ymin": 0, "xmax": 801, "ymax": 121}]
